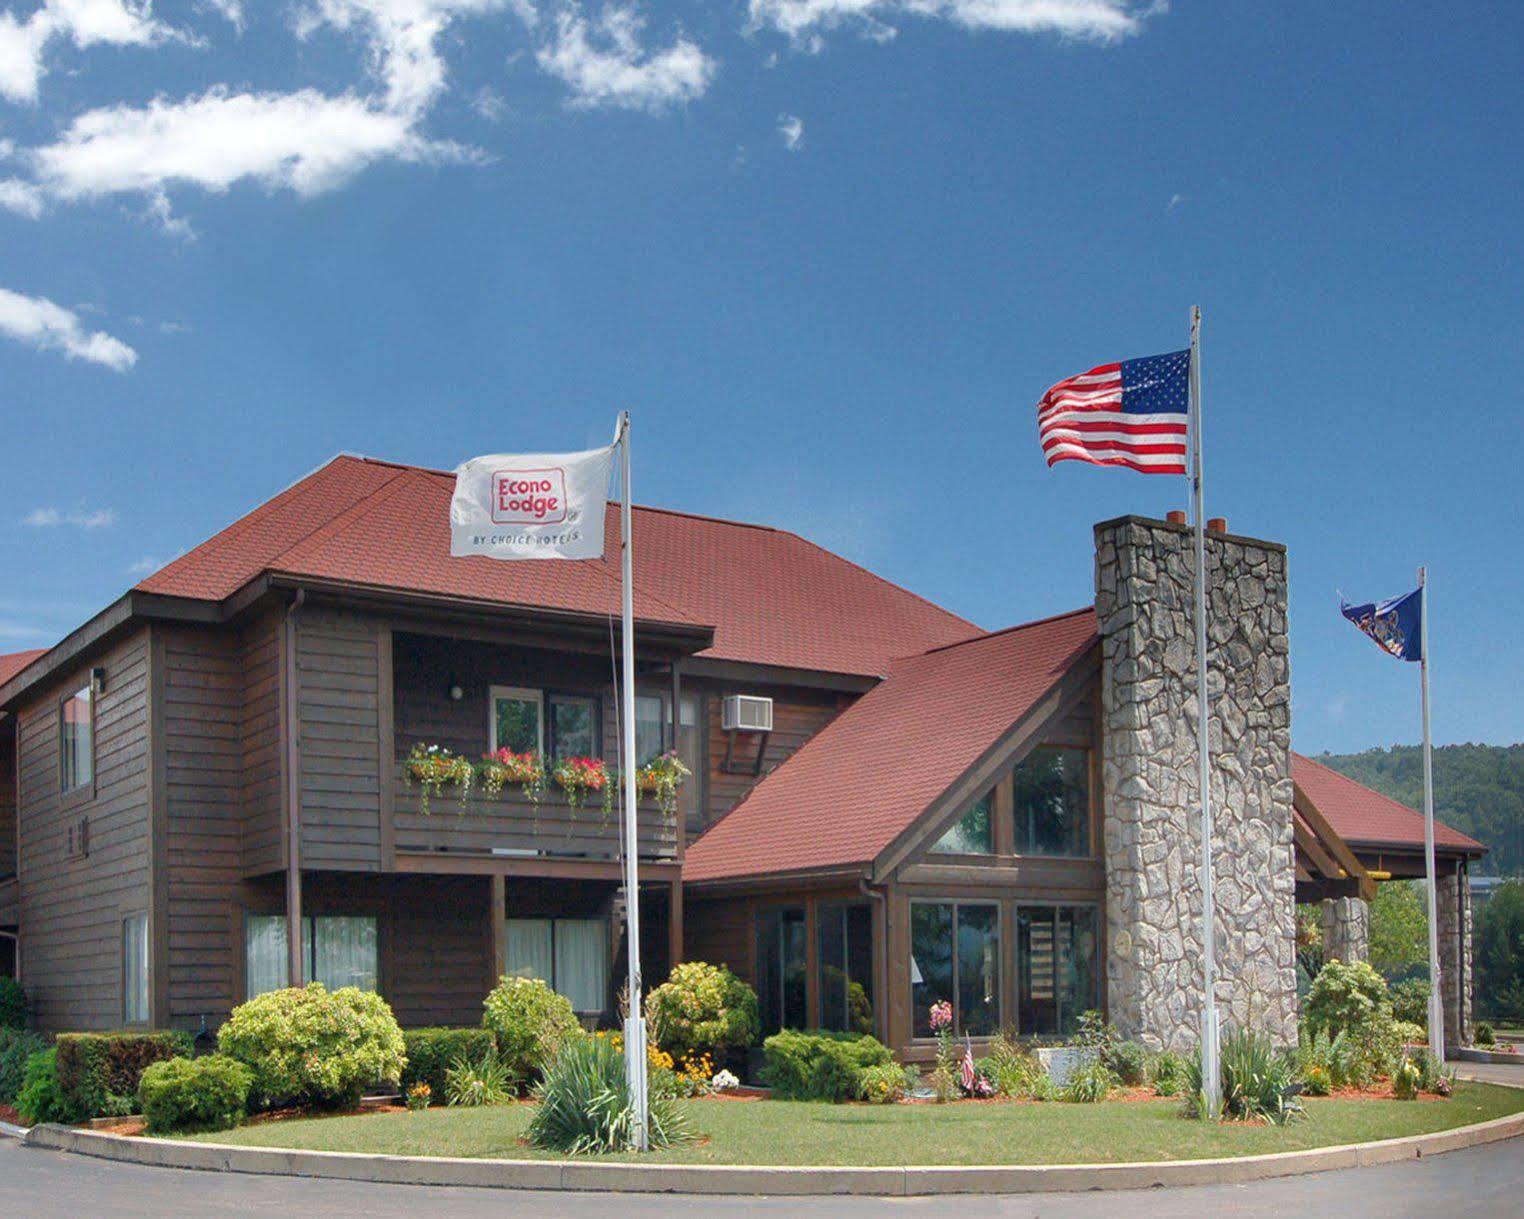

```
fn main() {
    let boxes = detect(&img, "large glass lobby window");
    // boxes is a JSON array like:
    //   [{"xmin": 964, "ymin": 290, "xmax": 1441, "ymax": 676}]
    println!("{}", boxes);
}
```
[
  {"xmin": 817, "ymin": 903, "xmax": 874, "ymax": 1035},
  {"xmin": 755, "ymin": 906, "xmax": 807, "ymax": 1034},
  {"xmin": 910, "ymin": 901, "xmax": 999, "ymax": 1038},
  {"xmin": 931, "ymin": 790, "xmax": 994, "ymax": 855},
  {"xmin": 1012, "ymin": 746, "xmax": 1090, "ymax": 857},
  {"xmin": 1016, "ymin": 904, "xmax": 1099, "ymax": 1036}
]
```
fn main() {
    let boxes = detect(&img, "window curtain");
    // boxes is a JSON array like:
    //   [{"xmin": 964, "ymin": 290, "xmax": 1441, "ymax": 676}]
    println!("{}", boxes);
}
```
[
  {"xmin": 312, "ymin": 917, "xmax": 378, "ymax": 992},
  {"xmin": 553, "ymin": 919, "xmax": 609, "ymax": 1013},
  {"xmin": 505, "ymin": 919, "xmax": 554, "ymax": 985},
  {"xmin": 123, "ymin": 914, "xmax": 149, "ymax": 1023},
  {"xmin": 634, "ymin": 695, "xmax": 666, "ymax": 765},
  {"xmin": 245, "ymin": 915, "xmax": 289, "ymax": 997}
]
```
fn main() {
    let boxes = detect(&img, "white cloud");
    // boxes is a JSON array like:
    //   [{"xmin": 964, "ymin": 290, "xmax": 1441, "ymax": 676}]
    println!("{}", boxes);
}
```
[
  {"xmin": 126, "ymin": 553, "xmax": 167, "ymax": 574},
  {"xmin": 0, "ymin": 176, "xmax": 45, "ymax": 217},
  {"xmin": 471, "ymin": 84, "xmax": 507, "ymax": 121},
  {"xmin": 777, "ymin": 112, "xmax": 803, "ymax": 150},
  {"xmin": 1167, "ymin": 191, "xmax": 1186, "ymax": 211},
  {"xmin": 295, "ymin": 0, "xmax": 527, "ymax": 116},
  {"xmin": 199, "ymin": 0, "xmax": 244, "ymax": 32},
  {"xmin": 0, "ymin": 0, "xmax": 182, "ymax": 104},
  {"xmin": 0, "ymin": 286, "xmax": 137, "ymax": 370},
  {"xmin": 24, "ymin": 505, "xmax": 119, "ymax": 528},
  {"xmin": 12, "ymin": 86, "xmax": 477, "ymax": 219},
  {"xmin": 536, "ymin": 4, "xmax": 716, "ymax": 113},
  {"xmin": 747, "ymin": 0, "xmax": 1150, "ymax": 50}
]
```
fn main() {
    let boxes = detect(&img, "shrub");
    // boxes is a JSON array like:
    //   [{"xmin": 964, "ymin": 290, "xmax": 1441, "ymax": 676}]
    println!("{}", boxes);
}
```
[
  {"xmin": 1149, "ymin": 1050, "xmax": 1188, "ymax": 1098},
  {"xmin": 0, "ymin": 1027, "xmax": 46, "ymax": 1105},
  {"xmin": 1105, "ymin": 1039, "xmax": 1149, "ymax": 1087},
  {"xmin": 405, "ymin": 1082, "xmax": 432, "ymax": 1111},
  {"xmin": 55, "ymin": 1030, "xmax": 193, "ymax": 1118},
  {"xmin": 761, "ymin": 1029, "xmax": 894, "ymax": 1102},
  {"xmin": 15, "ymin": 1048, "xmax": 83, "ymax": 1125},
  {"xmin": 853, "ymin": 1062, "xmax": 906, "ymax": 1103},
  {"xmin": 1392, "ymin": 1055, "xmax": 1422, "ymax": 1100},
  {"xmin": 0, "ymin": 977, "xmax": 26, "ymax": 1030},
  {"xmin": 1406, "ymin": 1047, "xmax": 1451, "ymax": 1095},
  {"xmin": 481, "ymin": 976, "xmax": 582, "ymax": 1088},
  {"xmin": 1475, "ymin": 880, "xmax": 1524, "ymax": 1022},
  {"xmin": 1188, "ymin": 1026, "xmax": 1302, "ymax": 1124},
  {"xmin": 218, "ymin": 984, "xmax": 405, "ymax": 1110},
  {"xmin": 985, "ymin": 1032, "xmax": 1046, "ymax": 1098},
  {"xmin": 1389, "ymin": 978, "xmax": 1430, "ymax": 1028},
  {"xmin": 527, "ymin": 1034, "xmax": 692, "ymax": 1154},
  {"xmin": 644, "ymin": 962, "xmax": 760, "ymax": 1061},
  {"xmin": 401, "ymin": 1027, "xmax": 496, "ymax": 1099},
  {"xmin": 1305, "ymin": 959, "xmax": 1392, "ymax": 1038},
  {"xmin": 1391, "ymin": 1020, "xmax": 1426, "ymax": 1046},
  {"xmin": 137, "ymin": 1056, "xmax": 252, "ymax": 1135},
  {"xmin": 1061, "ymin": 1059, "xmax": 1116, "ymax": 1103},
  {"xmin": 444, "ymin": 1051, "xmax": 513, "ymax": 1107},
  {"xmin": 927, "ymin": 1064, "xmax": 959, "ymax": 1103},
  {"xmin": 1475, "ymin": 1022, "xmax": 1496, "ymax": 1047}
]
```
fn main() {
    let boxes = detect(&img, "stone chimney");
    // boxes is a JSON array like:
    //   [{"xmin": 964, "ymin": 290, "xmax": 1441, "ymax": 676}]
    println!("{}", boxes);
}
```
[{"xmin": 1093, "ymin": 515, "xmax": 1297, "ymax": 1050}]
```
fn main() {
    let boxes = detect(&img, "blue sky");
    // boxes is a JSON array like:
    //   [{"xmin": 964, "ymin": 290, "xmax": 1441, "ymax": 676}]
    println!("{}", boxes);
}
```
[{"xmin": 1, "ymin": 1, "xmax": 1520, "ymax": 754}]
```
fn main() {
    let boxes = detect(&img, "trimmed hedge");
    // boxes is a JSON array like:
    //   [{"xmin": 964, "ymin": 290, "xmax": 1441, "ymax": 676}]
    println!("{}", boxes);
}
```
[
  {"xmin": 55, "ymin": 1030, "xmax": 193, "ymax": 1118},
  {"xmin": 0, "ymin": 1027, "xmax": 46, "ymax": 1106},
  {"xmin": 0, "ymin": 977, "xmax": 26, "ymax": 1030},
  {"xmin": 762, "ymin": 1029, "xmax": 895, "ymax": 1102},
  {"xmin": 138, "ymin": 1055, "xmax": 253, "ymax": 1134},
  {"xmin": 16, "ymin": 1047, "xmax": 82, "ymax": 1125},
  {"xmin": 401, "ymin": 1027, "xmax": 496, "ymax": 1100}
]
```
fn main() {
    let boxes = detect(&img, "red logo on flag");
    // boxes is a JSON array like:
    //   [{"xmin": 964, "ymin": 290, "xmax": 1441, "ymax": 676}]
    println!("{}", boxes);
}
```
[{"xmin": 491, "ymin": 468, "xmax": 567, "ymax": 525}]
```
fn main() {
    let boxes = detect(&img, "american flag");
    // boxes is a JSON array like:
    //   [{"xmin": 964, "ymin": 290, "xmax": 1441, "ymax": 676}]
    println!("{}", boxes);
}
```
[
  {"xmin": 960, "ymin": 1034, "xmax": 977, "ymax": 1094},
  {"xmin": 1037, "ymin": 348, "xmax": 1191, "ymax": 475}
]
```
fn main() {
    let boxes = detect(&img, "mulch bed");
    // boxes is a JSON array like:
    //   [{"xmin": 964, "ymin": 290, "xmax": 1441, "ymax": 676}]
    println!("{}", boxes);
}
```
[{"xmin": 0, "ymin": 1102, "xmax": 23, "ymax": 1126}]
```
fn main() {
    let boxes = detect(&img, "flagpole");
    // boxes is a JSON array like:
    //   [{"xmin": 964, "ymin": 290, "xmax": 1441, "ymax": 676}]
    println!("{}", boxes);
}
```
[
  {"xmin": 1190, "ymin": 305, "xmax": 1221, "ymax": 1116},
  {"xmin": 1419, "ymin": 566, "xmax": 1445, "ymax": 1059},
  {"xmin": 618, "ymin": 411, "xmax": 650, "ymax": 1150}
]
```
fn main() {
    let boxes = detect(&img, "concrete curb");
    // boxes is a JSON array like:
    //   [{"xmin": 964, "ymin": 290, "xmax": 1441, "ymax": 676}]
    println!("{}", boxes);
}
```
[
  {"xmin": 21, "ymin": 1102, "xmax": 1524, "ymax": 1196},
  {"xmin": 0, "ymin": 1119, "xmax": 29, "ymax": 1140}
]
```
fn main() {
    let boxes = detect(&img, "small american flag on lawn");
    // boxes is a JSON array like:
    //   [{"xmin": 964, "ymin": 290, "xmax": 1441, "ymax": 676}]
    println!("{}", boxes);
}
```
[
  {"xmin": 960, "ymin": 1035, "xmax": 977, "ymax": 1094},
  {"xmin": 1037, "ymin": 348, "xmax": 1191, "ymax": 475}
]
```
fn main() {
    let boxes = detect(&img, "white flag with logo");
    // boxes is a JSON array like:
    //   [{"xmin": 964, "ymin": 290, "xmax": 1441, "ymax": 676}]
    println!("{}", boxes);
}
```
[{"xmin": 450, "ymin": 443, "xmax": 616, "ymax": 560}]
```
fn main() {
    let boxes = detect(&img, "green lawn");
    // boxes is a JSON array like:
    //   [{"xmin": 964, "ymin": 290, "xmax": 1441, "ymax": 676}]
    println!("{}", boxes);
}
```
[{"xmin": 172, "ymin": 1082, "xmax": 1524, "ymax": 1166}]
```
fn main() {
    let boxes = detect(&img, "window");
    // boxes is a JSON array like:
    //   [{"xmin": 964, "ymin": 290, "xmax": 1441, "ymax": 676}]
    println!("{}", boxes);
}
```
[
  {"xmin": 817, "ymin": 903, "xmax": 875, "ymax": 1035},
  {"xmin": 1012, "ymin": 746, "xmax": 1090, "ymax": 857},
  {"xmin": 1016, "ymin": 904, "xmax": 1099, "ymax": 1036},
  {"xmin": 931, "ymin": 790, "xmax": 994, "ymax": 855},
  {"xmin": 244, "ymin": 914, "xmax": 379, "ymax": 997},
  {"xmin": 504, "ymin": 918, "xmax": 609, "ymax": 1013},
  {"xmin": 910, "ymin": 901, "xmax": 999, "ymax": 1038},
  {"xmin": 123, "ymin": 913, "xmax": 149, "ymax": 1024},
  {"xmin": 755, "ymin": 906, "xmax": 807, "ymax": 1034},
  {"xmin": 634, "ymin": 694, "xmax": 668, "ymax": 766},
  {"xmin": 60, "ymin": 684, "xmax": 93, "ymax": 794},
  {"xmin": 490, "ymin": 686, "xmax": 543, "ymax": 755},
  {"xmin": 549, "ymin": 695, "xmax": 598, "ymax": 759}
]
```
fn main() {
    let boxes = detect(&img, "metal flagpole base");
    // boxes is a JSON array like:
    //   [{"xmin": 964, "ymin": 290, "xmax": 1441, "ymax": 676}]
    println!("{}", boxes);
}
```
[{"xmin": 624, "ymin": 1014, "xmax": 649, "ymax": 1150}]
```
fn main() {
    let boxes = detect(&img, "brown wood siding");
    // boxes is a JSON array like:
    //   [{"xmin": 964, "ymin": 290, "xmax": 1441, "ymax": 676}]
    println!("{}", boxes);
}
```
[
  {"xmin": 161, "ymin": 625, "xmax": 243, "ymax": 1026},
  {"xmin": 15, "ymin": 630, "xmax": 152, "ymax": 1031},
  {"xmin": 297, "ymin": 609, "xmax": 383, "ymax": 871},
  {"xmin": 386, "ymin": 875, "xmax": 493, "ymax": 1027},
  {"xmin": 684, "ymin": 897, "xmax": 753, "ymax": 987},
  {"xmin": 0, "ymin": 730, "xmax": 15, "ymax": 880},
  {"xmin": 239, "ymin": 611, "xmax": 284, "ymax": 875}
]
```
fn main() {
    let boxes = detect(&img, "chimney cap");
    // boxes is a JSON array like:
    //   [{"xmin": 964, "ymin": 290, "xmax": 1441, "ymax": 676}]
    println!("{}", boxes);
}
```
[
  {"xmin": 1208, "ymin": 517, "xmax": 1228, "ymax": 534},
  {"xmin": 1166, "ymin": 510, "xmax": 1187, "ymax": 525}
]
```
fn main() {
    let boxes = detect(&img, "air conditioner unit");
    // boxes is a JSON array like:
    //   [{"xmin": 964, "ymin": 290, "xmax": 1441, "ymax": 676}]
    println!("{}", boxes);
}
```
[{"xmin": 721, "ymin": 694, "xmax": 774, "ymax": 733}]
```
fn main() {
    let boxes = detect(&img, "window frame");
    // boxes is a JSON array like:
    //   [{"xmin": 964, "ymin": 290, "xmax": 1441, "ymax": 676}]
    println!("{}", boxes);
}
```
[
  {"xmin": 59, "ymin": 682, "xmax": 96, "ymax": 803},
  {"xmin": 502, "ymin": 915, "xmax": 611, "ymax": 1014},
  {"xmin": 754, "ymin": 904, "xmax": 809, "ymax": 1035},
  {"xmin": 908, "ymin": 898, "xmax": 1002, "ymax": 1040},
  {"xmin": 929, "ymin": 788, "xmax": 996, "ymax": 857},
  {"xmin": 241, "ymin": 912, "xmax": 380, "ymax": 999},
  {"xmin": 122, "ymin": 911, "xmax": 149, "ymax": 1026},
  {"xmin": 546, "ymin": 692, "xmax": 601, "ymax": 761},
  {"xmin": 488, "ymin": 685, "xmax": 545, "ymax": 756},
  {"xmin": 1010, "ymin": 745, "xmax": 1093, "ymax": 860},
  {"xmin": 1014, "ymin": 900, "xmax": 1102, "ymax": 1038}
]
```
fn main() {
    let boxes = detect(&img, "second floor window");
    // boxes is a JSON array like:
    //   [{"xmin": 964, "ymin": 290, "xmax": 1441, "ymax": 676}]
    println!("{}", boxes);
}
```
[
  {"xmin": 931, "ymin": 790, "xmax": 994, "ymax": 855},
  {"xmin": 60, "ymin": 684, "xmax": 93, "ymax": 794},
  {"xmin": 549, "ymin": 695, "xmax": 598, "ymax": 759},
  {"xmin": 1012, "ymin": 746, "xmax": 1090, "ymax": 858},
  {"xmin": 491, "ymin": 686, "xmax": 543, "ymax": 755}
]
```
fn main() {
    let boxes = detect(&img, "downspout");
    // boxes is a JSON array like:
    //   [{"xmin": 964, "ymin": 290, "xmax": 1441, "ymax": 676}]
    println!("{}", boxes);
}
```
[
  {"xmin": 284, "ymin": 589, "xmax": 306, "ymax": 988},
  {"xmin": 858, "ymin": 875, "xmax": 889, "ymax": 1045}
]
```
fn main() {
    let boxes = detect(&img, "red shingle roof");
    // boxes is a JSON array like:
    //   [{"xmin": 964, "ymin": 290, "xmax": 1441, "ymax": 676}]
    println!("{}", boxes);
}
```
[
  {"xmin": 135, "ymin": 455, "xmax": 978, "ymax": 677},
  {"xmin": 1292, "ymin": 752, "xmax": 1484, "ymax": 856},
  {"xmin": 684, "ymin": 608, "xmax": 1099, "ymax": 883},
  {"xmin": 0, "ymin": 649, "xmax": 46, "ymax": 688}
]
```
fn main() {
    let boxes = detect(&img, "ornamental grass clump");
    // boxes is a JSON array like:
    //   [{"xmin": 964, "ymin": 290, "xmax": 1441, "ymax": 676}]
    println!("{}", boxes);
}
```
[
  {"xmin": 1186, "ymin": 1025, "xmax": 1302, "ymax": 1125},
  {"xmin": 1061, "ymin": 1059, "xmax": 1117, "ymax": 1104},
  {"xmin": 527, "ymin": 1034, "xmax": 692, "ymax": 1154},
  {"xmin": 444, "ymin": 1050, "xmax": 513, "ymax": 1107},
  {"xmin": 218, "ymin": 984, "xmax": 406, "ymax": 1111},
  {"xmin": 644, "ymin": 961, "xmax": 759, "ymax": 1062},
  {"xmin": 481, "ymin": 976, "xmax": 583, "ymax": 1089}
]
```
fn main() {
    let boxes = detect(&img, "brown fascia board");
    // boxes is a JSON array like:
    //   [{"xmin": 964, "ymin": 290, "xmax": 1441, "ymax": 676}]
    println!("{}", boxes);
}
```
[
  {"xmin": 1346, "ymin": 836, "xmax": 1488, "ymax": 861},
  {"xmin": 1092, "ymin": 513, "xmax": 1289, "ymax": 555},
  {"xmin": 681, "ymin": 864, "xmax": 872, "ymax": 895},
  {"xmin": 680, "ymin": 655, "xmax": 879, "ymax": 694}
]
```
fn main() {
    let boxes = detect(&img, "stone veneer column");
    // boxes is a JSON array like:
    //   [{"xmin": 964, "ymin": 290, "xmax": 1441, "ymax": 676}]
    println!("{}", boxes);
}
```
[
  {"xmin": 1321, "ymin": 897, "xmax": 1370, "ymax": 964},
  {"xmin": 1436, "ymin": 867, "xmax": 1473, "ymax": 1050},
  {"xmin": 1094, "ymin": 516, "xmax": 1298, "ymax": 1051}
]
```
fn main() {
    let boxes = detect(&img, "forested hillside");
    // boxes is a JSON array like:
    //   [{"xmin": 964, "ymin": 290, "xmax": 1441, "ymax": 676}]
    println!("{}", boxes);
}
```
[{"xmin": 1315, "ymin": 744, "xmax": 1524, "ymax": 877}]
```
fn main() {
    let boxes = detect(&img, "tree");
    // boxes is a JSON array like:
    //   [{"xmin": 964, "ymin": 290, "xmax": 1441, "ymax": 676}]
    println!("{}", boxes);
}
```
[
  {"xmin": 1475, "ymin": 880, "xmax": 1524, "ymax": 1022},
  {"xmin": 1368, "ymin": 880, "xmax": 1429, "ymax": 982}
]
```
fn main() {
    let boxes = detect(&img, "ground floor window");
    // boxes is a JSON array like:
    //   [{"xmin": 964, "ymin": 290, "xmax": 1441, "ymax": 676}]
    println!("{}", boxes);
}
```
[
  {"xmin": 122, "ymin": 913, "xmax": 149, "ymax": 1023},
  {"xmin": 911, "ymin": 901, "xmax": 1000, "ymax": 1038},
  {"xmin": 244, "ymin": 914, "xmax": 379, "ymax": 997},
  {"xmin": 755, "ymin": 905, "xmax": 807, "ymax": 1034},
  {"xmin": 504, "ymin": 917, "xmax": 609, "ymax": 1014},
  {"xmin": 817, "ymin": 903, "xmax": 875, "ymax": 1034},
  {"xmin": 1016, "ymin": 904, "xmax": 1099, "ymax": 1037}
]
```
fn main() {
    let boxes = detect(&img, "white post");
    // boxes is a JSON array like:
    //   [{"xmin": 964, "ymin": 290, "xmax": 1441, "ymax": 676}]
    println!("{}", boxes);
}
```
[
  {"xmin": 1190, "ymin": 305, "xmax": 1221, "ymax": 1116},
  {"xmin": 1419, "ymin": 566, "xmax": 1445, "ymax": 1059},
  {"xmin": 618, "ymin": 412, "xmax": 650, "ymax": 1150}
]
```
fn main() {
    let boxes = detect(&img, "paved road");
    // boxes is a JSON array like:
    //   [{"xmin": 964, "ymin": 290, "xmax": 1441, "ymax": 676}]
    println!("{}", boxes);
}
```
[{"xmin": 3, "ymin": 1134, "xmax": 1523, "ymax": 1218}]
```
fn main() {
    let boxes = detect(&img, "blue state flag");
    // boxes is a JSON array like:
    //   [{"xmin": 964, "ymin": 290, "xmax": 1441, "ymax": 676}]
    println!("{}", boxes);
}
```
[{"xmin": 1340, "ymin": 587, "xmax": 1423, "ymax": 663}]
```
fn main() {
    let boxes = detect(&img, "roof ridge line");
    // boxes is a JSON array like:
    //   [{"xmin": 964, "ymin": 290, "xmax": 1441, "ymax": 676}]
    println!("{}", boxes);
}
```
[
  {"xmin": 912, "ymin": 605, "xmax": 1095, "ymax": 658},
  {"xmin": 265, "ymin": 464, "xmax": 417, "ymax": 569}
]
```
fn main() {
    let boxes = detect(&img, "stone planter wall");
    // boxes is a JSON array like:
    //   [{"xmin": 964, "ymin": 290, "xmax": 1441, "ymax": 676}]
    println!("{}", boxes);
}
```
[{"xmin": 1094, "ymin": 516, "xmax": 1298, "ymax": 1051}]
